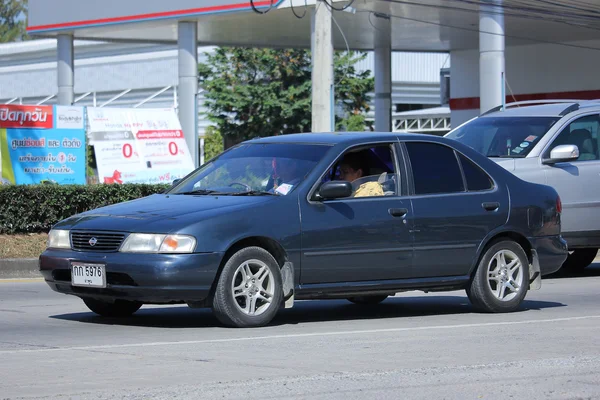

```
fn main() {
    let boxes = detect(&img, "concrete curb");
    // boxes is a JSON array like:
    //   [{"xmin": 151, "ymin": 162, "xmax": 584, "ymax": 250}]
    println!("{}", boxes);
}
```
[{"xmin": 0, "ymin": 258, "xmax": 41, "ymax": 279}]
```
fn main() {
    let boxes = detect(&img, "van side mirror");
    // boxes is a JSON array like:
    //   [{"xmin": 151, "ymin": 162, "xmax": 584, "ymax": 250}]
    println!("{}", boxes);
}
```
[
  {"xmin": 316, "ymin": 181, "xmax": 353, "ymax": 200},
  {"xmin": 172, "ymin": 178, "xmax": 182, "ymax": 186},
  {"xmin": 543, "ymin": 144, "xmax": 580, "ymax": 164}
]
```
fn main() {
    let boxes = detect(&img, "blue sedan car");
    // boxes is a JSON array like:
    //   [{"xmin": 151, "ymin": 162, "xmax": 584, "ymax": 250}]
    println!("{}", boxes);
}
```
[{"xmin": 40, "ymin": 132, "xmax": 568, "ymax": 327}]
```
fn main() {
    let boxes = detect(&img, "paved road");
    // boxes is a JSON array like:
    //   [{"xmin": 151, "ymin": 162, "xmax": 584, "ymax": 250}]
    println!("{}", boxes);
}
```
[{"xmin": 1, "ymin": 266, "xmax": 600, "ymax": 400}]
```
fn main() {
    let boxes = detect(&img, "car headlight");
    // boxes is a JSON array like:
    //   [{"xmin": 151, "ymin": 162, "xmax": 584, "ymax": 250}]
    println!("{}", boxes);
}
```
[
  {"xmin": 119, "ymin": 234, "xmax": 196, "ymax": 253},
  {"xmin": 47, "ymin": 229, "xmax": 71, "ymax": 249}
]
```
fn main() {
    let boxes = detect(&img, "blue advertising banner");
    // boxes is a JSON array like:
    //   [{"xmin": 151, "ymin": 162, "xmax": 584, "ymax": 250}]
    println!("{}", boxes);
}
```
[{"xmin": 0, "ymin": 105, "xmax": 86, "ymax": 185}]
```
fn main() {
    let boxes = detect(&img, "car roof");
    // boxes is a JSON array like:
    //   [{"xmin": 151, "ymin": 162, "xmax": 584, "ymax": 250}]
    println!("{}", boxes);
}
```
[
  {"xmin": 480, "ymin": 99, "xmax": 600, "ymax": 118},
  {"xmin": 245, "ymin": 131, "xmax": 444, "ymax": 146}
]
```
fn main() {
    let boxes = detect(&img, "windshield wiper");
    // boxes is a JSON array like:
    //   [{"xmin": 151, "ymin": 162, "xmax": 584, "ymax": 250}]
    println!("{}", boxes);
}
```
[
  {"xmin": 175, "ymin": 189, "xmax": 227, "ymax": 195},
  {"xmin": 230, "ymin": 190, "xmax": 280, "ymax": 196}
]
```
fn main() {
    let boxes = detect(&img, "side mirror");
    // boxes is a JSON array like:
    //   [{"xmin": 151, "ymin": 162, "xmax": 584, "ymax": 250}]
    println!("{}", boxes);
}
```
[
  {"xmin": 172, "ymin": 178, "xmax": 182, "ymax": 186},
  {"xmin": 543, "ymin": 144, "xmax": 580, "ymax": 164},
  {"xmin": 317, "ymin": 181, "xmax": 353, "ymax": 200}
]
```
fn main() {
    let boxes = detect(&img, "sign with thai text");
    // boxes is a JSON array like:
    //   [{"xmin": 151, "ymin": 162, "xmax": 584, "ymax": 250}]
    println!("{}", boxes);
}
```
[
  {"xmin": 87, "ymin": 107, "xmax": 195, "ymax": 184},
  {"xmin": 0, "ymin": 105, "xmax": 86, "ymax": 185}
]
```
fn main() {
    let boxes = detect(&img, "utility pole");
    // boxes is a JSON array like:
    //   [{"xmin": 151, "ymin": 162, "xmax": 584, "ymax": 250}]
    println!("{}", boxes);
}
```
[
  {"xmin": 479, "ymin": 0, "xmax": 505, "ymax": 114},
  {"xmin": 311, "ymin": 0, "xmax": 334, "ymax": 132}
]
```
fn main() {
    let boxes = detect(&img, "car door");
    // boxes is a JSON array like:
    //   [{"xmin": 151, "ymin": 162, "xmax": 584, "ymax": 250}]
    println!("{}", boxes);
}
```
[
  {"xmin": 402, "ymin": 141, "xmax": 510, "ymax": 278},
  {"xmin": 542, "ymin": 114, "xmax": 600, "ymax": 239},
  {"xmin": 299, "ymin": 142, "xmax": 414, "ymax": 284}
]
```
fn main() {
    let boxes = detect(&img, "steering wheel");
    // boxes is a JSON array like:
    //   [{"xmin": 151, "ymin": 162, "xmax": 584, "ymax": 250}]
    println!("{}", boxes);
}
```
[{"xmin": 229, "ymin": 182, "xmax": 252, "ymax": 191}]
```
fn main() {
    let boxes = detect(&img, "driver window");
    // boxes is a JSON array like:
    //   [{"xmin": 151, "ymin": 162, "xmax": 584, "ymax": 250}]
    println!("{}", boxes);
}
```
[
  {"xmin": 548, "ymin": 115, "xmax": 600, "ymax": 161},
  {"xmin": 321, "ymin": 144, "xmax": 398, "ymax": 199}
]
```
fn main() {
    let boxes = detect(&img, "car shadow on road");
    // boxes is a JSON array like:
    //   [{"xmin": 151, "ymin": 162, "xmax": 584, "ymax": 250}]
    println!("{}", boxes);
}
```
[{"xmin": 48, "ymin": 295, "xmax": 565, "ymax": 329}]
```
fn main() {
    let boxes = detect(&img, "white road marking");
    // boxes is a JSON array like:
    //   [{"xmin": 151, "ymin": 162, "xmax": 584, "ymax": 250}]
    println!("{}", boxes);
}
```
[
  {"xmin": 0, "ymin": 278, "xmax": 44, "ymax": 283},
  {"xmin": 1, "ymin": 315, "xmax": 599, "ymax": 355}
]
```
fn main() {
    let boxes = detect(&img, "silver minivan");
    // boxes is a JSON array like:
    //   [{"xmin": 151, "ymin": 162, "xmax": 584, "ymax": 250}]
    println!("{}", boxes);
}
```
[{"xmin": 446, "ymin": 100, "xmax": 600, "ymax": 272}]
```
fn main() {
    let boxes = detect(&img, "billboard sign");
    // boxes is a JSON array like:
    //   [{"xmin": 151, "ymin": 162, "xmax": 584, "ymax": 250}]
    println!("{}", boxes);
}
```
[
  {"xmin": 0, "ymin": 105, "xmax": 86, "ymax": 185},
  {"xmin": 87, "ymin": 107, "xmax": 195, "ymax": 184}
]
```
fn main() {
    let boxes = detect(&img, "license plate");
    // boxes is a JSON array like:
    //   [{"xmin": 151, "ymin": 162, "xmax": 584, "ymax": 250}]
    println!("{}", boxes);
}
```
[{"xmin": 71, "ymin": 262, "xmax": 106, "ymax": 288}]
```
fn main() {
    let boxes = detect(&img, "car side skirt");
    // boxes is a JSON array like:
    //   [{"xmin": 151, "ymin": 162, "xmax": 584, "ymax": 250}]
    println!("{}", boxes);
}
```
[{"xmin": 295, "ymin": 275, "xmax": 470, "ymax": 300}]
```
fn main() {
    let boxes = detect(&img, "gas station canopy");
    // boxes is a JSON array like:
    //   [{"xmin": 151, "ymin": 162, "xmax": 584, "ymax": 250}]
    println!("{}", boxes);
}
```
[{"xmin": 28, "ymin": 0, "xmax": 600, "ymax": 51}]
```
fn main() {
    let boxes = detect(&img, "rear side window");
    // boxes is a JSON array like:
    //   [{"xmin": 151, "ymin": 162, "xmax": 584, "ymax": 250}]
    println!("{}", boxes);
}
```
[
  {"xmin": 405, "ymin": 142, "xmax": 465, "ymax": 195},
  {"xmin": 458, "ymin": 154, "xmax": 494, "ymax": 191}
]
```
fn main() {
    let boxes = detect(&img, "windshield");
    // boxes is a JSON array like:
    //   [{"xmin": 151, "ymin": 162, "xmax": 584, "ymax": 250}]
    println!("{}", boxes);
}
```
[
  {"xmin": 169, "ymin": 142, "xmax": 331, "ymax": 196},
  {"xmin": 446, "ymin": 116, "xmax": 560, "ymax": 157}
]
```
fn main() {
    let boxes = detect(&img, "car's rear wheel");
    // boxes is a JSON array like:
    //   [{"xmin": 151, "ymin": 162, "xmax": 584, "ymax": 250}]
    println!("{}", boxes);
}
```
[
  {"xmin": 347, "ymin": 295, "xmax": 388, "ymax": 305},
  {"xmin": 82, "ymin": 298, "xmax": 142, "ymax": 317},
  {"xmin": 212, "ymin": 247, "xmax": 283, "ymax": 328},
  {"xmin": 467, "ymin": 240, "xmax": 529, "ymax": 313},
  {"xmin": 562, "ymin": 248, "xmax": 598, "ymax": 272}
]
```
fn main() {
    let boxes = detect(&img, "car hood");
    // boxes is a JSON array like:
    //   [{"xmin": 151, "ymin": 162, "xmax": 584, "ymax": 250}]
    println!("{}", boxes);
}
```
[
  {"xmin": 56, "ymin": 194, "xmax": 274, "ymax": 232},
  {"xmin": 490, "ymin": 158, "xmax": 516, "ymax": 171}
]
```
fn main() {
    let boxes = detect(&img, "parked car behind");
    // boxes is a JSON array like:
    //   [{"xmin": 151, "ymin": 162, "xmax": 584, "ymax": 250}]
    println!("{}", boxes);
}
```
[
  {"xmin": 446, "ymin": 99, "xmax": 600, "ymax": 272},
  {"xmin": 40, "ymin": 132, "xmax": 567, "ymax": 327}
]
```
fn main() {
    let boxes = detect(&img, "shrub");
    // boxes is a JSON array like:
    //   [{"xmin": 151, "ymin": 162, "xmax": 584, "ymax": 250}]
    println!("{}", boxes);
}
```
[{"xmin": 0, "ymin": 184, "xmax": 170, "ymax": 234}]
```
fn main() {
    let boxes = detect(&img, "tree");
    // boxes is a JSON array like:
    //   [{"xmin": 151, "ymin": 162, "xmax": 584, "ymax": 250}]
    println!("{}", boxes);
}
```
[
  {"xmin": 334, "ymin": 51, "xmax": 374, "ymax": 132},
  {"xmin": 0, "ymin": 0, "xmax": 28, "ymax": 43},
  {"xmin": 203, "ymin": 126, "xmax": 224, "ymax": 161},
  {"xmin": 198, "ymin": 48, "xmax": 374, "ymax": 145}
]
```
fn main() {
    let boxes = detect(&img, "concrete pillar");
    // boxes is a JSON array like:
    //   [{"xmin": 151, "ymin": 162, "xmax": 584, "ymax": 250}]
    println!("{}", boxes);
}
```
[
  {"xmin": 374, "ymin": 14, "xmax": 392, "ymax": 132},
  {"xmin": 479, "ymin": 0, "xmax": 505, "ymax": 114},
  {"xmin": 311, "ymin": 0, "xmax": 334, "ymax": 132},
  {"xmin": 178, "ymin": 21, "xmax": 199, "ymax": 167},
  {"xmin": 57, "ymin": 34, "xmax": 74, "ymax": 105}
]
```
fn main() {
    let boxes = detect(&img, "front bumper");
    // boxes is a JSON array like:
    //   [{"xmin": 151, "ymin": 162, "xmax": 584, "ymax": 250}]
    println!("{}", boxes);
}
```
[
  {"xmin": 529, "ymin": 235, "xmax": 568, "ymax": 276},
  {"xmin": 39, "ymin": 249, "xmax": 224, "ymax": 304}
]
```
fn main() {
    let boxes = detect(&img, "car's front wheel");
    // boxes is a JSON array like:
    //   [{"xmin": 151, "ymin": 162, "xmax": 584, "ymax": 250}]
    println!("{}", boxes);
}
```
[
  {"xmin": 562, "ymin": 248, "xmax": 598, "ymax": 272},
  {"xmin": 467, "ymin": 240, "xmax": 529, "ymax": 313},
  {"xmin": 212, "ymin": 247, "xmax": 283, "ymax": 328},
  {"xmin": 82, "ymin": 298, "xmax": 142, "ymax": 317}
]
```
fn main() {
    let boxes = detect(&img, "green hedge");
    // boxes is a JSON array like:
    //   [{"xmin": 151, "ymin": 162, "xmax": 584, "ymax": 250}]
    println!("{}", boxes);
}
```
[{"xmin": 0, "ymin": 184, "xmax": 170, "ymax": 234}]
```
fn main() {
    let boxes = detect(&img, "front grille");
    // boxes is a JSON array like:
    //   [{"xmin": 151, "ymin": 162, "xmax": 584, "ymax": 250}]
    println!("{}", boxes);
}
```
[
  {"xmin": 52, "ymin": 269, "xmax": 137, "ymax": 286},
  {"xmin": 71, "ymin": 231, "xmax": 126, "ymax": 252},
  {"xmin": 53, "ymin": 269, "xmax": 71, "ymax": 281}
]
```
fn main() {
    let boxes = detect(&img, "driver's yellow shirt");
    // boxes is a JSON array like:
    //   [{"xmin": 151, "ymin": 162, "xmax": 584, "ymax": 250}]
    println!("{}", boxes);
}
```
[{"xmin": 354, "ymin": 181, "xmax": 384, "ymax": 198}]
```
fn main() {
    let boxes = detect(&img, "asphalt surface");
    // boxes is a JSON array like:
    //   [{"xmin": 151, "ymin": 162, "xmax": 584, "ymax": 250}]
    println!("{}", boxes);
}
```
[{"xmin": 1, "ymin": 265, "xmax": 600, "ymax": 400}]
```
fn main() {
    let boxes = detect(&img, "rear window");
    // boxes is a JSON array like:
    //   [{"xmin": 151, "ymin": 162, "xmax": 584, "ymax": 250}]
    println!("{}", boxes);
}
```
[
  {"xmin": 446, "ymin": 116, "xmax": 559, "ymax": 158},
  {"xmin": 458, "ymin": 154, "xmax": 494, "ymax": 191}
]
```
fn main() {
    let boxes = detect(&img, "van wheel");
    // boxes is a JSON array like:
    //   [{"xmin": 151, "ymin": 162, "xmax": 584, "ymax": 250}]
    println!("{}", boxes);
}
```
[
  {"xmin": 212, "ymin": 247, "xmax": 283, "ymax": 328},
  {"xmin": 347, "ymin": 295, "xmax": 388, "ymax": 305},
  {"xmin": 467, "ymin": 240, "xmax": 529, "ymax": 313},
  {"xmin": 82, "ymin": 298, "xmax": 142, "ymax": 317},
  {"xmin": 562, "ymin": 248, "xmax": 597, "ymax": 272}
]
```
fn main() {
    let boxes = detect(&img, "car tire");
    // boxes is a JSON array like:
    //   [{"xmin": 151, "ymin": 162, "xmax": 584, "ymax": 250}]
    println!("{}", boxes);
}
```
[
  {"xmin": 82, "ymin": 298, "xmax": 142, "ymax": 317},
  {"xmin": 562, "ymin": 248, "xmax": 598, "ymax": 272},
  {"xmin": 347, "ymin": 295, "xmax": 388, "ymax": 305},
  {"xmin": 467, "ymin": 239, "xmax": 529, "ymax": 313},
  {"xmin": 212, "ymin": 247, "xmax": 283, "ymax": 328}
]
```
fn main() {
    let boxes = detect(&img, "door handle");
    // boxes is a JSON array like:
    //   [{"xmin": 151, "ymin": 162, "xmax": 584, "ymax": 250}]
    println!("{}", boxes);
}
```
[
  {"xmin": 389, "ymin": 208, "xmax": 408, "ymax": 217},
  {"xmin": 482, "ymin": 202, "xmax": 500, "ymax": 211}
]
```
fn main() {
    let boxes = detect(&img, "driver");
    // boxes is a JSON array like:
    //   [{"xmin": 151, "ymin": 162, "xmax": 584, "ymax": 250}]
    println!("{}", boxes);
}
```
[{"xmin": 338, "ymin": 151, "xmax": 384, "ymax": 198}]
